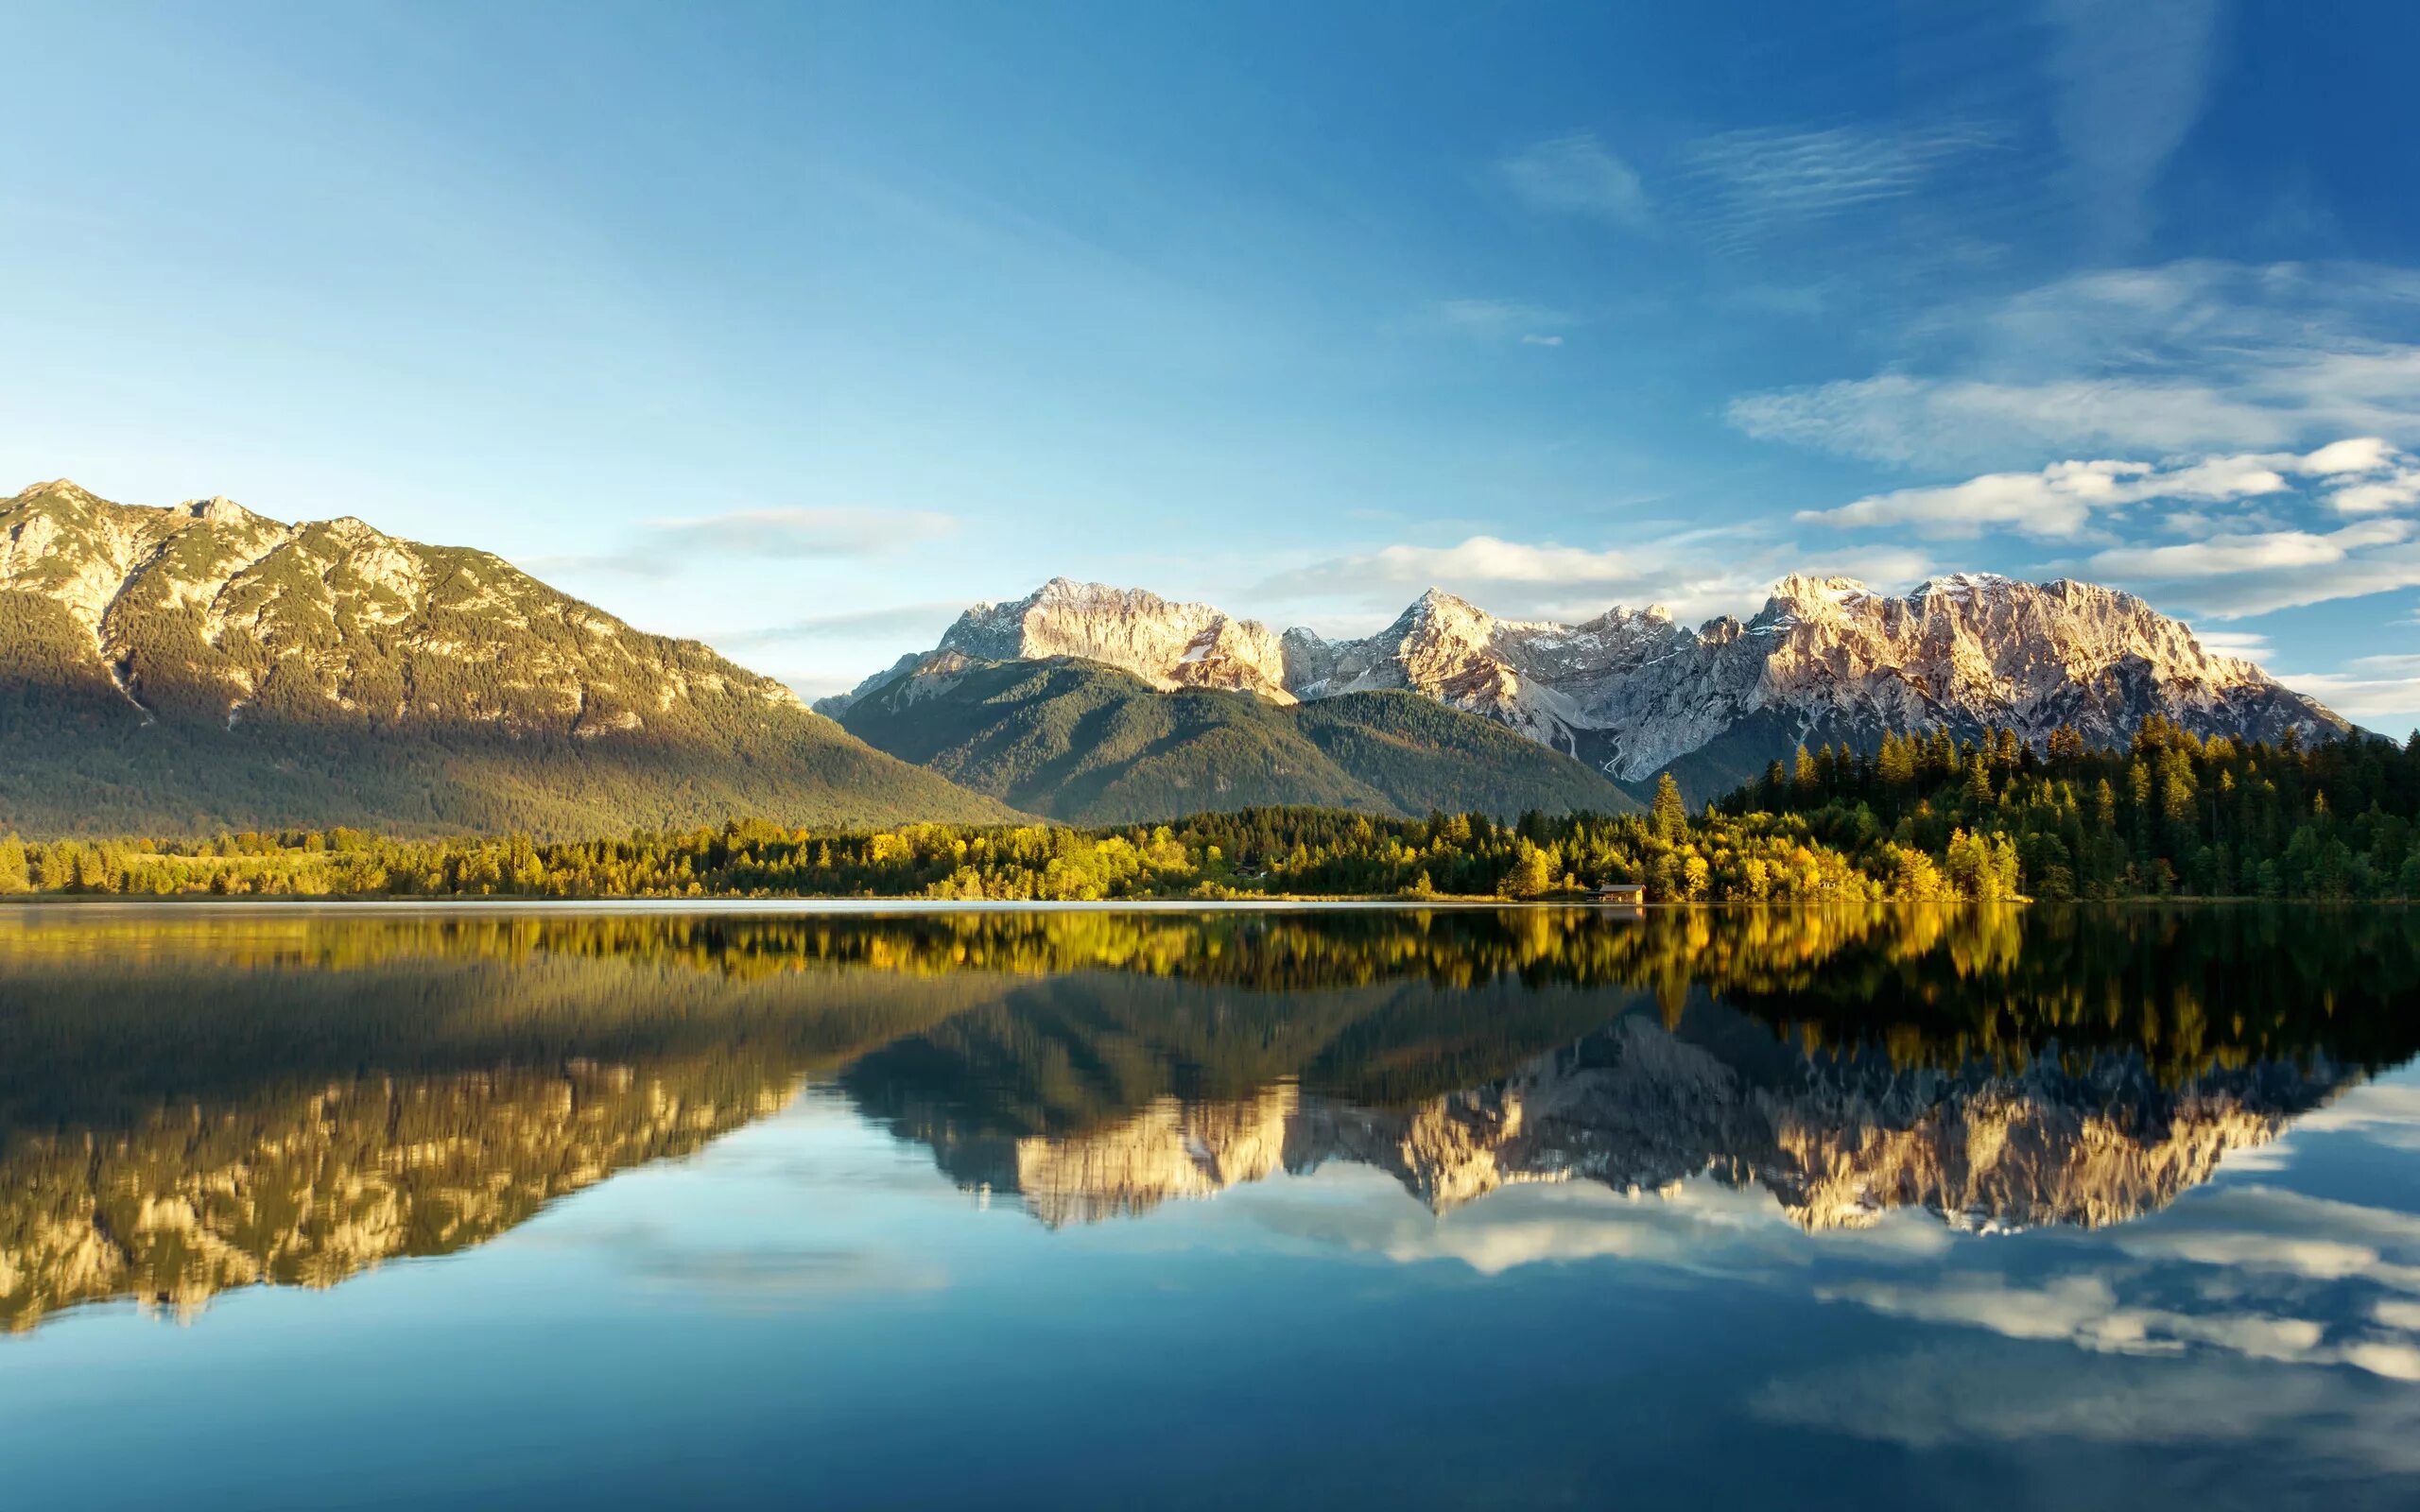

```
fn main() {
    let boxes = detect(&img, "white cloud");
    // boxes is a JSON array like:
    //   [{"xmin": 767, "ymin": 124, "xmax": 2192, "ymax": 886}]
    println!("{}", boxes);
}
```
[
  {"xmin": 1732, "ymin": 374, "xmax": 2299, "ymax": 468},
  {"xmin": 1799, "ymin": 438, "xmax": 2420, "ymax": 618},
  {"xmin": 2329, "ymin": 470, "xmax": 2420, "ymax": 515},
  {"xmin": 1797, "ymin": 447, "xmax": 2357, "ymax": 539},
  {"xmin": 2087, "ymin": 520, "xmax": 2415, "ymax": 579},
  {"xmin": 1254, "ymin": 531, "xmax": 1933, "ymax": 627},
  {"xmin": 1678, "ymin": 123, "xmax": 2002, "ymax": 251},
  {"xmin": 1496, "ymin": 133, "xmax": 1650, "ymax": 226},
  {"xmin": 541, "ymin": 505, "xmax": 956, "ymax": 578},
  {"xmin": 2379, "ymin": 1299, "xmax": 2420, "ymax": 1332},
  {"xmin": 648, "ymin": 506, "xmax": 954, "ymax": 558},
  {"xmin": 2304, "ymin": 437, "xmax": 2400, "ymax": 474},
  {"xmin": 1730, "ymin": 262, "xmax": 2420, "ymax": 468},
  {"xmin": 2189, "ymin": 629, "xmax": 2273, "ymax": 661},
  {"xmin": 2113, "ymin": 542, "xmax": 2420, "ymax": 619},
  {"xmin": 2043, "ymin": 0, "xmax": 2224, "ymax": 248},
  {"xmin": 722, "ymin": 600, "xmax": 973, "ymax": 648},
  {"xmin": 1434, "ymin": 299, "xmax": 1569, "ymax": 344},
  {"xmin": 2267, "ymin": 655, "xmax": 2420, "ymax": 729}
]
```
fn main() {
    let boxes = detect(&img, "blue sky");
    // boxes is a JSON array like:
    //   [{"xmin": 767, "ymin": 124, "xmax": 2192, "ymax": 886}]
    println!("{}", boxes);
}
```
[{"xmin": 6, "ymin": 1, "xmax": 2419, "ymax": 733}]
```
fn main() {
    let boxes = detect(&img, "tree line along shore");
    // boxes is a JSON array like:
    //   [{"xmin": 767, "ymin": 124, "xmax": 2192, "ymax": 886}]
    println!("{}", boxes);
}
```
[{"xmin": 2, "ymin": 719, "xmax": 2416, "ymax": 903}]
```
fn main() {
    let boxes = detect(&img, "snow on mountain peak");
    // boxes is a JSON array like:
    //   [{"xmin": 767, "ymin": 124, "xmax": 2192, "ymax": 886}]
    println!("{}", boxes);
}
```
[
  {"xmin": 934, "ymin": 577, "xmax": 1295, "ymax": 699},
  {"xmin": 1910, "ymin": 572, "xmax": 2016, "ymax": 600},
  {"xmin": 1403, "ymin": 586, "xmax": 1491, "ymax": 627},
  {"xmin": 849, "ymin": 573, "xmax": 2349, "ymax": 790},
  {"xmin": 1770, "ymin": 573, "xmax": 1876, "ymax": 605}
]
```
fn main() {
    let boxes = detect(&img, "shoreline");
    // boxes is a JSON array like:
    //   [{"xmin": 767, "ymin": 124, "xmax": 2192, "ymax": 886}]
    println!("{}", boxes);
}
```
[{"xmin": 0, "ymin": 895, "xmax": 2376, "ymax": 914}]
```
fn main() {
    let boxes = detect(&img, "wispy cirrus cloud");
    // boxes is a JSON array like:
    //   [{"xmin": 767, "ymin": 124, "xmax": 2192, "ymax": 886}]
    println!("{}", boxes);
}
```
[
  {"xmin": 537, "ymin": 505, "xmax": 956, "ymax": 578},
  {"xmin": 2187, "ymin": 628, "xmax": 2274, "ymax": 661},
  {"xmin": 1731, "ymin": 262, "xmax": 2420, "ymax": 469},
  {"xmin": 2087, "ymin": 519, "xmax": 2414, "ymax": 583},
  {"xmin": 1433, "ymin": 299, "xmax": 1572, "ymax": 346},
  {"xmin": 1797, "ymin": 436, "xmax": 2420, "ymax": 618},
  {"xmin": 1495, "ymin": 133, "xmax": 1650, "ymax": 227},
  {"xmin": 721, "ymin": 600, "xmax": 972, "ymax": 648},
  {"xmin": 1677, "ymin": 123, "xmax": 2004, "ymax": 252},
  {"xmin": 2110, "ymin": 538, "xmax": 2420, "ymax": 619},
  {"xmin": 2267, "ymin": 654, "xmax": 2420, "ymax": 728},
  {"xmin": 1254, "ymin": 530, "xmax": 1932, "ymax": 627},
  {"xmin": 2043, "ymin": 0, "xmax": 2225, "ymax": 249},
  {"xmin": 1798, "ymin": 440, "xmax": 2384, "ymax": 540}
]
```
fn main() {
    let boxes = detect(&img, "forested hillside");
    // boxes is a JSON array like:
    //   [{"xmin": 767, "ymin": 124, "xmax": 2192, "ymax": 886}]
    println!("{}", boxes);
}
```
[
  {"xmin": 835, "ymin": 655, "xmax": 1636, "ymax": 823},
  {"xmin": 1725, "ymin": 716, "xmax": 2420, "ymax": 900}
]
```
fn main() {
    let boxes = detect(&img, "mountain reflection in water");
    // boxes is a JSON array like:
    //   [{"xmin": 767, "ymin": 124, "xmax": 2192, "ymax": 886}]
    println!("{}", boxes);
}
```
[{"xmin": 0, "ymin": 903, "xmax": 2412, "ymax": 1333}]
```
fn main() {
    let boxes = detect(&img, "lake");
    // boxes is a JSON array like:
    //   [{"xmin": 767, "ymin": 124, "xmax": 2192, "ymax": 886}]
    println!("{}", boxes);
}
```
[{"xmin": 2, "ymin": 902, "xmax": 2416, "ymax": 1510}]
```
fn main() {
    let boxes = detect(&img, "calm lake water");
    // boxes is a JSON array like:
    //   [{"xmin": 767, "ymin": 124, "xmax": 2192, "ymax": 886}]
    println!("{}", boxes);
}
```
[{"xmin": 3, "ymin": 903, "xmax": 2416, "ymax": 1510}]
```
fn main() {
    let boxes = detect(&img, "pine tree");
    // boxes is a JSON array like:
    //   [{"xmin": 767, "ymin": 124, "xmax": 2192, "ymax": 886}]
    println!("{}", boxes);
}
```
[
  {"xmin": 1962, "ymin": 752, "xmax": 1994, "ymax": 804},
  {"xmin": 1877, "ymin": 732, "xmax": 1914, "ymax": 787},
  {"xmin": 1651, "ymin": 772, "xmax": 1687, "ymax": 841},
  {"xmin": 1499, "ymin": 838, "xmax": 1555, "ymax": 900}
]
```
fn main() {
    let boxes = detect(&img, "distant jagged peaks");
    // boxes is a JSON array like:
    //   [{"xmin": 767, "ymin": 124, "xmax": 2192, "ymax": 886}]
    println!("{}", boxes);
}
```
[
  {"xmin": 936, "ymin": 576, "xmax": 1299, "ymax": 703},
  {"xmin": 830, "ymin": 653, "xmax": 1636, "ymax": 824},
  {"xmin": 840, "ymin": 571, "xmax": 2348, "ymax": 795}
]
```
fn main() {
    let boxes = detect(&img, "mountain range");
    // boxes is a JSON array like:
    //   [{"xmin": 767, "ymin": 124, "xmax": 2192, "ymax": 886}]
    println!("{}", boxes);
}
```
[
  {"xmin": 831, "ymin": 655, "xmax": 1636, "ymax": 823},
  {"xmin": 826, "ymin": 574, "xmax": 2350, "ymax": 801},
  {"xmin": 0, "ymin": 480, "xmax": 1017, "ymax": 835},
  {"xmin": 0, "ymin": 477, "xmax": 2356, "ymax": 834}
]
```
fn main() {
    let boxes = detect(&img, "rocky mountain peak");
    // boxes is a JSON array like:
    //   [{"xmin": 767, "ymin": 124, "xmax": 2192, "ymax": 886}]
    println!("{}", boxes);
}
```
[
  {"xmin": 18, "ymin": 478, "xmax": 96, "ymax": 503},
  {"xmin": 181, "ymin": 494, "xmax": 280, "ymax": 532},
  {"xmin": 843, "ymin": 571, "xmax": 2351, "ymax": 797},
  {"xmin": 1393, "ymin": 587, "xmax": 1495, "ymax": 643},
  {"xmin": 935, "ymin": 576, "xmax": 1294, "ymax": 700},
  {"xmin": 1766, "ymin": 573, "xmax": 1881, "ymax": 610},
  {"xmin": 1910, "ymin": 570, "xmax": 2015, "ymax": 599},
  {"xmin": 1408, "ymin": 584, "xmax": 1483, "ymax": 616}
]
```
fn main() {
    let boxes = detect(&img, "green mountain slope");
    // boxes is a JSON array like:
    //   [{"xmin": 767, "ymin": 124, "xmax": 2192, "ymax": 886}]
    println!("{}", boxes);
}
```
[
  {"xmin": 1290, "ymin": 690, "xmax": 1639, "ymax": 818},
  {"xmin": 0, "ymin": 480, "xmax": 1020, "ymax": 836},
  {"xmin": 837, "ymin": 655, "xmax": 1638, "ymax": 824}
]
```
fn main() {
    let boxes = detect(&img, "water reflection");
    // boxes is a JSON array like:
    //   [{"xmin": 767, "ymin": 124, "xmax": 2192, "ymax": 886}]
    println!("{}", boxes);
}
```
[{"xmin": 0, "ymin": 903, "xmax": 2412, "ymax": 1334}]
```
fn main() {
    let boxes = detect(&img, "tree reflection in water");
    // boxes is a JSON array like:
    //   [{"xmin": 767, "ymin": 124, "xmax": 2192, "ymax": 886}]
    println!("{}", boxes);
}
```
[{"xmin": 1, "ymin": 902, "xmax": 2411, "ymax": 1331}]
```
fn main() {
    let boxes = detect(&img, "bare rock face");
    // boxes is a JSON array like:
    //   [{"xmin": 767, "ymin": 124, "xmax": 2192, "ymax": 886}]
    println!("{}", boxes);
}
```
[
  {"xmin": 837, "ymin": 572, "xmax": 2347, "ymax": 787},
  {"xmin": 0, "ymin": 477, "xmax": 804, "ymax": 736},
  {"xmin": 942, "ymin": 578, "xmax": 1296, "ymax": 701}
]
